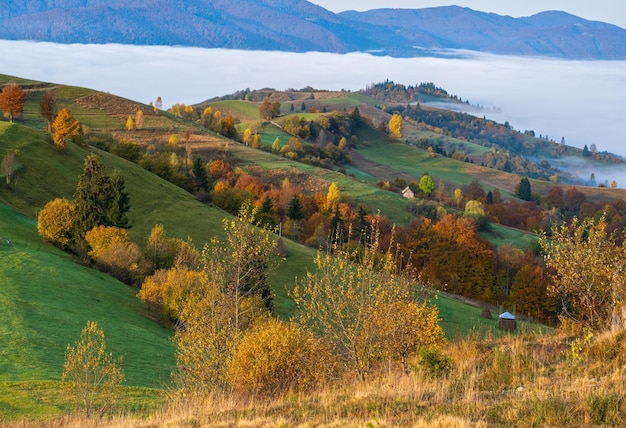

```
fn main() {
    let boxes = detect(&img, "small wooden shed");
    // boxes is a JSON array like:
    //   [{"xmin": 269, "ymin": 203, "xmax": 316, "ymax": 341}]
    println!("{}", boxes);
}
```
[
  {"xmin": 402, "ymin": 186, "xmax": 415, "ymax": 200},
  {"xmin": 497, "ymin": 311, "xmax": 517, "ymax": 331}
]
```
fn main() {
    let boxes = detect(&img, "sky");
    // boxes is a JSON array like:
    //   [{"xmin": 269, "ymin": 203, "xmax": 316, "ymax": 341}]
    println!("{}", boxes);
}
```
[{"xmin": 312, "ymin": 1, "xmax": 626, "ymax": 29}]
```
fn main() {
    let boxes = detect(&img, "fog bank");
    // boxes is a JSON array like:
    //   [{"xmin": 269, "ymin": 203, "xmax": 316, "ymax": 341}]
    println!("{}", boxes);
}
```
[{"xmin": 1, "ymin": 40, "xmax": 624, "ymax": 157}]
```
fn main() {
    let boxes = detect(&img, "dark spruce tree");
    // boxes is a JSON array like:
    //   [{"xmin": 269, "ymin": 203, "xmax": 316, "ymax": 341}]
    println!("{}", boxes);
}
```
[
  {"xmin": 256, "ymin": 196, "xmax": 277, "ymax": 229},
  {"xmin": 192, "ymin": 157, "xmax": 209, "ymax": 191},
  {"xmin": 287, "ymin": 193, "xmax": 305, "ymax": 240},
  {"xmin": 107, "ymin": 171, "xmax": 131, "ymax": 229},
  {"xmin": 516, "ymin": 177, "xmax": 532, "ymax": 201},
  {"xmin": 74, "ymin": 154, "xmax": 130, "ymax": 240}
]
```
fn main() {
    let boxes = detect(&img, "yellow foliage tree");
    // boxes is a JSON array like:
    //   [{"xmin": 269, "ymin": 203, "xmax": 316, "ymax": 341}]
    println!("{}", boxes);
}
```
[
  {"xmin": 242, "ymin": 128, "xmax": 253, "ymax": 145},
  {"xmin": 172, "ymin": 204, "xmax": 278, "ymax": 393},
  {"xmin": 139, "ymin": 267, "xmax": 208, "ymax": 321},
  {"xmin": 325, "ymin": 182, "xmax": 340, "ymax": 212},
  {"xmin": 227, "ymin": 319, "xmax": 336, "ymax": 397},
  {"xmin": 85, "ymin": 225, "xmax": 143, "ymax": 284},
  {"xmin": 38, "ymin": 198, "xmax": 76, "ymax": 249},
  {"xmin": 52, "ymin": 108, "xmax": 81, "ymax": 152},
  {"xmin": 134, "ymin": 110, "xmax": 144, "ymax": 130},
  {"xmin": 251, "ymin": 133, "xmax": 262, "ymax": 149},
  {"xmin": 540, "ymin": 215, "xmax": 626, "ymax": 331},
  {"xmin": 292, "ymin": 224, "xmax": 444, "ymax": 379},
  {"xmin": 145, "ymin": 224, "xmax": 184, "ymax": 270},
  {"xmin": 125, "ymin": 116, "xmax": 134, "ymax": 131},
  {"xmin": 388, "ymin": 113, "xmax": 402, "ymax": 140},
  {"xmin": 85, "ymin": 225, "xmax": 130, "ymax": 260},
  {"xmin": 62, "ymin": 321, "xmax": 124, "ymax": 416}
]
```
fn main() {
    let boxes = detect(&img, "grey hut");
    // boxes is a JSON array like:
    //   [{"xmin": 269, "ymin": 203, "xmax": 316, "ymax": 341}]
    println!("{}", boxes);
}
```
[{"xmin": 497, "ymin": 311, "xmax": 517, "ymax": 331}]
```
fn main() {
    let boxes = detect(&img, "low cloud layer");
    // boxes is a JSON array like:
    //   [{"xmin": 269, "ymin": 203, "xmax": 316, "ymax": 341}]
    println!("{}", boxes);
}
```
[{"xmin": 1, "ymin": 40, "xmax": 624, "ymax": 158}]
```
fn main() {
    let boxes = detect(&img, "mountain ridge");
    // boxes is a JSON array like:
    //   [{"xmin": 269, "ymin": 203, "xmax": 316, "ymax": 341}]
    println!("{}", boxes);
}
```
[{"xmin": 1, "ymin": 1, "xmax": 625, "ymax": 59}]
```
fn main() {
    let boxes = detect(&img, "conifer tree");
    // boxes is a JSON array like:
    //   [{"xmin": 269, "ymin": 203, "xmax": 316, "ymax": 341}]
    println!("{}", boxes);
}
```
[
  {"xmin": 192, "ymin": 157, "xmax": 209, "ymax": 191},
  {"xmin": 73, "ymin": 154, "xmax": 130, "ymax": 240},
  {"xmin": 287, "ymin": 194, "xmax": 305, "ymax": 239},
  {"xmin": 106, "ymin": 171, "xmax": 131, "ymax": 229},
  {"xmin": 516, "ymin": 177, "xmax": 532, "ymax": 201}
]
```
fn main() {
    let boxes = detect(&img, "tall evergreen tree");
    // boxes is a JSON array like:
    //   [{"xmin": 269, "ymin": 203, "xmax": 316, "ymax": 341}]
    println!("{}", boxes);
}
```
[
  {"xmin": 516, "ymin": 177, "xmax": 532, "ymax": 201},
  {"xmin": 74, "ymin": 154, "xmax": 130, "ymax": 240},
  {"xmin": 107, "ymin": 171, "xmax": 131, "ymax": 228},
  {"xmin": 329, "ymin": 205, "xmax": 346, "ymax": 246},
  {"xmin": 354, "ymin": 204, "xmax": 371, "ymax": 245},
  {"xmin": 192, "ymin": 157, "xmax": 209, "ymax": 191},
  {"xmin": 256, "ymin": 196, "xmax": 277, "ymax": 229},
  {"xmin": 287, "ymin": 194, "xmax": 305, "ymax": 240}
]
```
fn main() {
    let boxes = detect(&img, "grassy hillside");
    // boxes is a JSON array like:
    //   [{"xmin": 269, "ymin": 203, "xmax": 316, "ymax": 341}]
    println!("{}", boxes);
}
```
[
  {"xmin": 0, "ymin": 203, "xmax": 174, "ymax": 388},
  {"xmin": 0, "ymin": 120, "xmax": 316, "ymax": 317},
  {"xmin": 0, "ymin": 75, "xmax": 565, "ymax": 423}
]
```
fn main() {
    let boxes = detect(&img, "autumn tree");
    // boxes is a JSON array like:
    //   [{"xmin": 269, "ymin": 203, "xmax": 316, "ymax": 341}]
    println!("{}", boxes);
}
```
[
  {"xmin": 227, "ymin": 319, "xmax": 335, "ymax": 397},
  {"xmin": 172, "ymin": 205, "xmax": 278, "ymax": 393},
  {"xmin": 242, "ymin": 127, "xmax": 253, "ymax": 145},
  {"xmin": 271, "ymin": 137, "xmax": 281, "ymax": 154},
  {"xmin": 39, "ymin": 90, "xmax": 57, "ymax": 132},
  {"xmin": 125, "ymin": 116, "xmax": 134, "ymax": 131},
  {"xmin": 389, "ymin": 113, "xmax": 402, "ymax": 140},
  {"xmin": 325, "ymin": 182, "xmax": 340, "ymax": 212},
  {"xmin": 85, "ymin": 225, "xmax": 143, "ymax": 284},
  {"xmin": 540, "ymin": 215, "xmax": 626, "ymax": 331},
  {"xmin": 37, "ymin": 198, "xmax": 77, "ymax": 249},
  {"xmin": 464, "ymin": 200, "xmax": 487, "ymax": 229},
  {"xmin": 0, "ymin": 83, "xmax": 25, "ymax": 122},
  {"xmin": 203, "ymin": 204, "xmax": 278, "ymax": 315},
  {"xmin": 419, "ymin": 174, "xmax": 435, "ymax": 196},
  {"xmin": 134, "ymin": 110, "xmax": 144, "ymax": 130},
  {"xmin": 62, "ymin": 321, "xmax": 124, "ymax": 416},
  {"xmin": 139, "ymin": 266, "xmax": 208, "ymax": 322},
  {"xmin": 251, "ymin": 133, "xmax": 262, "ymax": 149},
  {"xmin": 145, "ymin": 224, "xmax": 184, "ymax": 271},
  {"xmin": 52, "ymin": 108, "xmax": 81, "ymax": 152},
  {"xmin": 292, "ymin": 225, "xmax": 444, "ymax": 379}
]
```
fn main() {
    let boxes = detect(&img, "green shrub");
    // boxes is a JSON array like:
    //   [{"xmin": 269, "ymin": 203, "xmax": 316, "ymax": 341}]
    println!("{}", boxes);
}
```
[{"xmin": 415, "ymin": 347, "xmax": 451, "ymax": 378}]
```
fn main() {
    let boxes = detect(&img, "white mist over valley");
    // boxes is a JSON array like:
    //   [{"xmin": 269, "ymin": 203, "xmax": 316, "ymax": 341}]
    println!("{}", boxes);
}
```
[{"xmin": 2, "ymin": 40, "xmax": 625, "ymax": 183}]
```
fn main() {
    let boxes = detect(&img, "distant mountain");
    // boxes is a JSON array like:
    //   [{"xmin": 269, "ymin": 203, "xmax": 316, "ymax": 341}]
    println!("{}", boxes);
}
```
[
  {"xmin": 1, "ymin": 1, "xmax": 625, "ymax": 59},
  {"xmin": 341, "ymin": 7, "xmax": 626, "ymax": 59}
]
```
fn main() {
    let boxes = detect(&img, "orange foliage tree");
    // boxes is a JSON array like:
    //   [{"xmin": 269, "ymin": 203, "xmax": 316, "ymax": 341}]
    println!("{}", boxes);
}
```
[
  {"xmin": 39, "ymin": 90, "xmax": 57, "ymax": 132},
  {"xmin": 0, "ymin": 83, "xmax": 25, "ymax": 122},
  {"xmin": 52, "ymin": 108, "xmax": 81, "ymax": 152}
]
